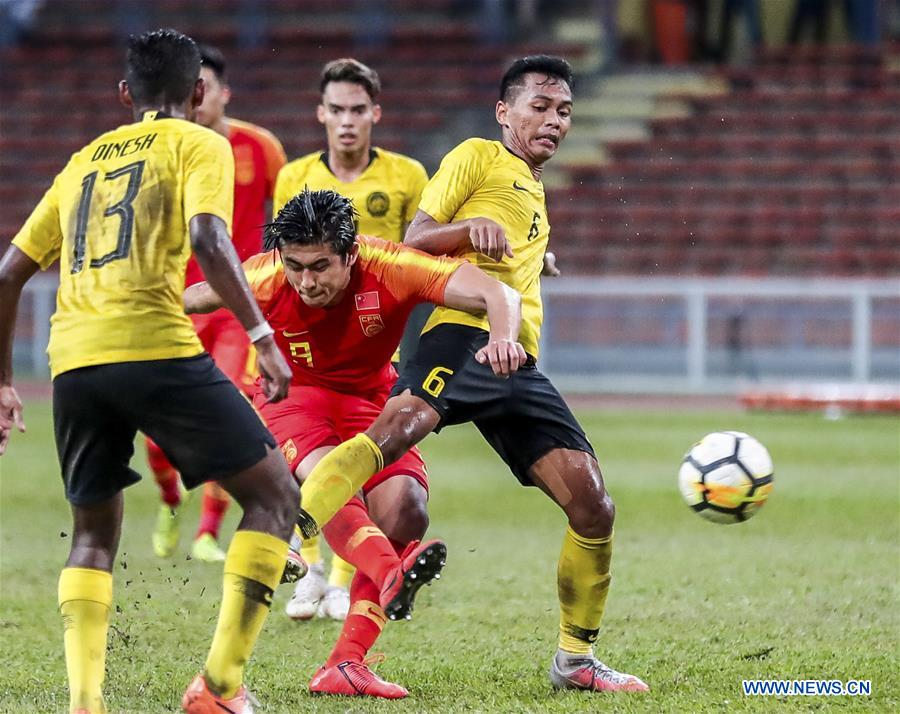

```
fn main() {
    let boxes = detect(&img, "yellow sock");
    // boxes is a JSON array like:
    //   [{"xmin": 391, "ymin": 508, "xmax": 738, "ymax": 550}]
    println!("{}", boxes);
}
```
[
  {"xmin": 297, "ymin": 434, "xmax": 382, "ymax": 537},
  {"xmin": 557, "ymin": 527, "xmax": 613, "ymax": 655},
  {"xmin": 300, "ymin": 533, "xmax": 322, "ymax": 566},
  {"xmin": 204, "ymin": 530, "xmax": 288, "ymax": 698},
  {"xmin": 328, "ymin": 555, "xmax": 356, "ymax": 588},
  {"xmin": 58, "ymin": 567, "xmax": 113, "ymax": 714}
]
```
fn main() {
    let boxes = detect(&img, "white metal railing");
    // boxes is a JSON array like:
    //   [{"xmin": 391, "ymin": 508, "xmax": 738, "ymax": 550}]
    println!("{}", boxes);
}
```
[
  {"xmin": 539, "ymin": 277, "xmax": 900, "ymax": 394},
  {"xmin": 13, "ymin": 274, "xmax": 900, "ymax": 394}
]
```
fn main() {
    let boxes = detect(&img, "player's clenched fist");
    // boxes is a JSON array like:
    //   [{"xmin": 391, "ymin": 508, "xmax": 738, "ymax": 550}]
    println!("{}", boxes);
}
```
[
  {"xmin": 475, "ymin": 338, "xmax": 528, "ymax": 377},
  {"xmin": 467, "ymin": 217, "xmax": 514, "ymax": 262},
  {"xmin": 255, "ymin": 336, "xmax": 292, "ymax": 402}
]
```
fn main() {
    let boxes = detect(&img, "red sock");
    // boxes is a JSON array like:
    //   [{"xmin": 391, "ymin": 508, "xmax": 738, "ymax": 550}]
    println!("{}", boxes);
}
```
[
  {"xmin": 322, "ymin": 496, "xmax": 399, "ymax": 589},
  {"xmin": 196, "ymin": 482, "xmax": 229, "ymax": 539},
  {"xmin": 146, "ymin": 438, "xmax": 181, "ymax": 507},
  {"xmin": 325, "ymin": 571, "xmax": 385, "ymax": 667}
]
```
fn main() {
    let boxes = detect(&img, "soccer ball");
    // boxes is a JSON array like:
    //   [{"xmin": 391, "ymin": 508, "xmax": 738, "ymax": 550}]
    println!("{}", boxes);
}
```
[{"xmin": 678, "ymin": 431, "xmax": 774, "ymax": 524}]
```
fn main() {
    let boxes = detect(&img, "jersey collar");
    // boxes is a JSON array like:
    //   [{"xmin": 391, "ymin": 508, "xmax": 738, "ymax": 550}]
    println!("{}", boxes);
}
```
[
  {"xmin": 501, "ymin": 142, "xmax": 542, "ymax": 184},
  {"xmin": 140, "ymin": 110, "xmax": 171, "ymax": 122},
  {"xmin": 319, "ymin": 148, "xmax": 378, "ymax": 177}
]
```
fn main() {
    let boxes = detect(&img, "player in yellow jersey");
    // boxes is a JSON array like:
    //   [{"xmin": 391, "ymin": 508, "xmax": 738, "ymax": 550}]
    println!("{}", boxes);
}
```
[
  {"xmin": 289, "ymin": 55, "xmax": 649, "ymax": 695},
  {"xmin": 275, "ymin": 58, "xmax": 429, "ymax": 622},
  {"xmin": 0, "ymin": 30, "xmax": 298, "ymax": 714},
  {"xmin": 146, "ymin": 43, "xmax": 288, "ymax": 566}
]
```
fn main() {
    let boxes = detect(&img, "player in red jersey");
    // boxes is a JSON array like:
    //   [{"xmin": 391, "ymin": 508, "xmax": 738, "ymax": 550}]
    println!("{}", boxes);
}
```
[
  {"xmin": 184, "ymin": 188, "xmax": 525, "ymax": 699},
  {"xmin": 148, "ymin": 44, "xmax": 288, "ymax": 563}
]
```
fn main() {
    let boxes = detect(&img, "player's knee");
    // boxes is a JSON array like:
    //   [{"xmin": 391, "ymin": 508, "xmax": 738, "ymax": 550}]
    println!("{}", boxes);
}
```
[
  {"xmin": 568, "ymin": 492, "xmax": 614, "ymax": 539},
  {"xmin": 233, "ymin": 452, "xmax": 299, "ymax": 538},
  {"xmin": 596, "ymin": 491, "xmax": 616, "ymax": 532},
  {"xmin": 387, "ymin": 495, "xmax": 430, "ymax": 544},
  {"xmin": 567, "ymin": 470, "xmax": 615, "ymax": 538},
  {"xmin": 269, "ymin": 473, "xmax": 300, "ymax": 532},
  {"xmin": 369, "ymin": 483, "xmax": 429, "ymax": 544}
]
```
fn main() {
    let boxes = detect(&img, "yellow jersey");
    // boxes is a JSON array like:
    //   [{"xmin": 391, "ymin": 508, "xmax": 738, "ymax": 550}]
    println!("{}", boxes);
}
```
[
  {"xmin": 12, "ymin": 111, "xmax": 234, "ymax": 378},
  {"xmin": 418, "ymin": 138, "xmax": 549, "ymax": 358},
  {"xmin": 273, "ymin": 147, "xmax": 427, "ymax": 243}
]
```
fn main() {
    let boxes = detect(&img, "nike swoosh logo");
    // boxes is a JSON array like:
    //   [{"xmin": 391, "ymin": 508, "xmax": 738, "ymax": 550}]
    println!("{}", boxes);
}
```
[
  {"xmin": 512, "ymin": 181, "xmax": 529, "ymax": 192},
  {"xmin": 282, "ymin": 330, "xmax": 309, "ymax": 337}
]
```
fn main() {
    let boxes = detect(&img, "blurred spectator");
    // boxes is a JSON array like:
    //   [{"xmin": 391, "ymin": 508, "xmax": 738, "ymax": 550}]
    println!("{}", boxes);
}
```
[
  {"xmin": 596, "ymin": 0, "xmax": 620, "ymax": 71},
  {"xmin": 237, "ymin": 0, "xmax": 268, "ymax": 49},
  {"xmin": 354, "ymin": 0, "xmax": 390, "ymax": 48},
  {"xmin": 889, "ymin": 0, "xmax": 900, "ymax": 40},
  {"xmin": 787, "ymin": 0, "xmax": 831, "ymax": 44},
  {"xmin": 846, "ymin": 0, "xmax": 880, "ymax": 44},
  {"xmin": 652, "ymin": 0, "xmax": 691, "ymax": 63},
  {"xmin": 726, "ymin": 312, "xmax": 758, "ymax": 379},
  {"xmin": 0, "ymin": 0, "xmax": 42, "ymax": 48},
  {"xmin": 717, "ymin": 0, "xmax": 764, "ymax": 61},
  {"xmin": 115, "ymin": 0, "xmax": 154, "ymax": 39},
  {"xmin": 452, "ymin": 0, "xmax": 546, "ymax": 44},
  {"xmin": 788, "ymin": 0, "xmax": 879, "ymax": 45}
]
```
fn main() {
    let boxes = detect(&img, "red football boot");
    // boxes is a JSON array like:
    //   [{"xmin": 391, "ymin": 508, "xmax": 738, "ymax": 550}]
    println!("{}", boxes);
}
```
[
  {"xmin": 309, "ymin": 661, "xmax": 408, "ymax": 699},
  {"xmin": 379, "ymin": 539, "xmax": 447, "ymax": 621}
]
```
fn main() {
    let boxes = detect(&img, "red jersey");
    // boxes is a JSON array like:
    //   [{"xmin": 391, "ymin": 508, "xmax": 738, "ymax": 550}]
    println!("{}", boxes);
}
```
[
  {"xmin": 185, "ymin": 118, "xmax": 286, "ymax": 286},
  {"xmin": 243, "ymin": 236, "xmax": 462, "ymax": 395}
]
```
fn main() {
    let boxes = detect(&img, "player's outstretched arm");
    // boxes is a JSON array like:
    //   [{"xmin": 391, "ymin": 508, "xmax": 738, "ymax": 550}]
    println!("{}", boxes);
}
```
[
  {"xmin": 441, "ymin": 263, "xmax": 526, "ymax": 376},
  {"xmin": 0, "ymin": 246, "xmax": 39, "ymax": 454},
  {"xmin": 405, "ymin": 210, "xmax": 513, "ymax": 262},
  {"xmin": 189, "ymin": 214, "xmax": 291, "ymax": 402},
  {"xmin": 183, "ymin": 281, "xmax": 224, "ymax": 315}
]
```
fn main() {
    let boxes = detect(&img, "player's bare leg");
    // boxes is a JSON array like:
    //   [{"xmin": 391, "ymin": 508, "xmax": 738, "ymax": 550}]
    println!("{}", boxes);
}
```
[{"xmin": 530, "ymin": 449, "xmax": 648, "ymax": 693}]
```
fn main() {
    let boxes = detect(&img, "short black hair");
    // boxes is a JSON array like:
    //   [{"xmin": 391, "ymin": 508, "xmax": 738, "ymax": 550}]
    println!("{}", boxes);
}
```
[
  {"xmin": 198, "ymin": 44, "xmax": 227, "ymax": 82},
  {"xmin": 264, "ymin": 188, "xmax": 358, "ymax": 260},
  {"xmin": 125, "ymin": 28, "xmax": 201, "ymax": 106},
  {"xmin": 499, "ymin": 55, "xmax": 573, "ymax": 102},
  {"xmin": 320, "ymin": 58, "xmax": 381, "ymax": 100}
]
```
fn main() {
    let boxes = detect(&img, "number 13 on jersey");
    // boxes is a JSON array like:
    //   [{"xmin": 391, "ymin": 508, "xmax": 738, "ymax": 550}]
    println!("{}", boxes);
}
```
[{"xmin": 72, "ymin": 160, "xmax": 145, "ymax": 274}]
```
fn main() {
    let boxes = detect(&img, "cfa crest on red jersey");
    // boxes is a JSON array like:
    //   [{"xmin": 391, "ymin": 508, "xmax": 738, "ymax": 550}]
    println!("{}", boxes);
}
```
[
  {"xmin": 359, "ymin": 314, "xmax": 385, "ymax": 336},
  {"xmin": 355, "ymin": 291, "xmax": 380, "ymax": 311}
]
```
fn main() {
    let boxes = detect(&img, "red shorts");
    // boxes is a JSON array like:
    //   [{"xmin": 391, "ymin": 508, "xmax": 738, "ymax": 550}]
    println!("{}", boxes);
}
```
[
  {"xmin": 191, "ymin": 309, "xmax": 255, "ymax": 395},
  {"xmin": 254, "ymin": 384, "xmax": 427, "ymax": 494}
]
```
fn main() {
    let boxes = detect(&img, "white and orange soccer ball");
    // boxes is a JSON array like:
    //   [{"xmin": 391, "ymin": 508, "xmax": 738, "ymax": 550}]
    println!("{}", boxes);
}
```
[{"xmin": 679, "ymin": 431, "xmax": 774, "ymax": 524}]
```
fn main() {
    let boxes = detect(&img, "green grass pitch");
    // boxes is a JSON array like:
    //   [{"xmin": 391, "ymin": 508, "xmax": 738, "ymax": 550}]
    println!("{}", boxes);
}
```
[{"xmin": 1, "ymin": 399, "xmax": 897, "ymax": 712}]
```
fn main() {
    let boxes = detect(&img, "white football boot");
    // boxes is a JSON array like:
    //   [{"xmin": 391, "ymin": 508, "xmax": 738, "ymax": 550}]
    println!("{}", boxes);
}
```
[{"xmin": 285, "ymin": 562, "xmax": 328, "ymax": 620}]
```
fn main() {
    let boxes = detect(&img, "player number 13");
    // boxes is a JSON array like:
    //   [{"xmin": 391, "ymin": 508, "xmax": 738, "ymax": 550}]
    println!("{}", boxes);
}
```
[{"xmin": 71, "ymin": 160, "xmax": 145, "ymax": 274}]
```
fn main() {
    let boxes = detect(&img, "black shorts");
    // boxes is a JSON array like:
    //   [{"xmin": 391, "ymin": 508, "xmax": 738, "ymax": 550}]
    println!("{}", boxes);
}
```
[
  {"xmin": 52, "ymin": 354, "xmax": 276, "ymax": 506},
  {"xmin": 392, "ymin": 324, "xmax": 595, "ymax": 486}
]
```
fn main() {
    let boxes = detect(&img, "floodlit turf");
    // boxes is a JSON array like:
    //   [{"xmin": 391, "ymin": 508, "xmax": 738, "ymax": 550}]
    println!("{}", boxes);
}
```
[{"xmin": 1, "ymin": 399, "xmax": 897, "ymax": 713}]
